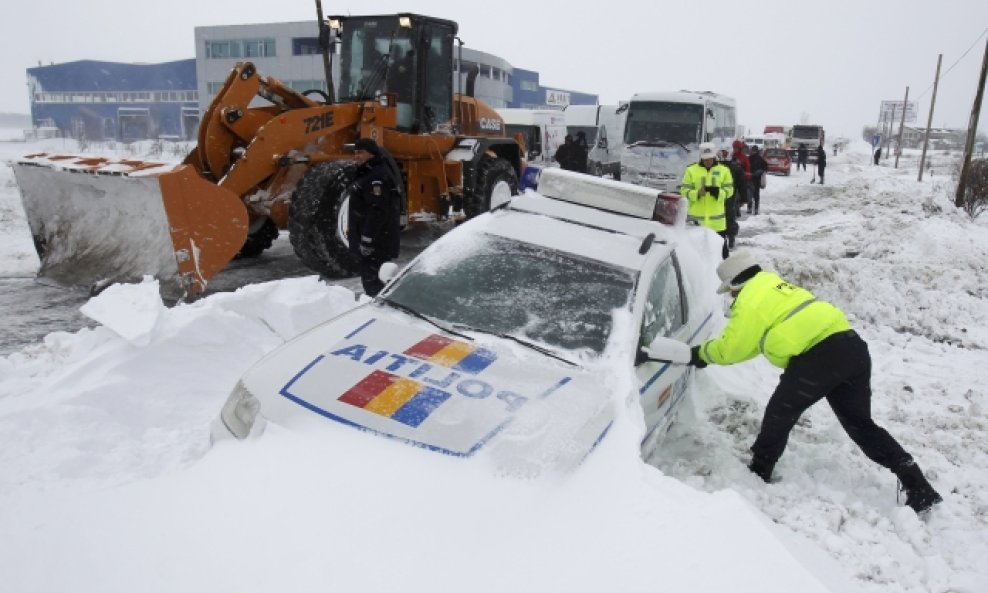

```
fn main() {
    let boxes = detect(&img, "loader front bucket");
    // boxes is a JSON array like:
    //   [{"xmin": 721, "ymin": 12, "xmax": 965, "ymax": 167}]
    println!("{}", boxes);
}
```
[{"xmin": 12, "ymin": 154, "xmax": 249, "ymax": 297}]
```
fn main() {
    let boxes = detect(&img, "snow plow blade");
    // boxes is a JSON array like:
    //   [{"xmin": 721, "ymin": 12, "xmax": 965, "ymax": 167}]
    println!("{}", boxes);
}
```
[{"xmin": 12, "ymin": 154, "xmax": 249, "ymax": 297}]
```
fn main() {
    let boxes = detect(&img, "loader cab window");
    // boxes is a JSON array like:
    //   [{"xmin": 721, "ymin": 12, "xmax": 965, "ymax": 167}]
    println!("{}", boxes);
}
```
[
  {"xmin": 420, "ymin": 23, "xmax": 454, "ymax": 132},
  {"xmin": 338, "ymin": 18, "xmax": 416, "ymax": 130},
  {"xmin": 337, "ymin": 17, "xmax": 453, "ymax": 133}
]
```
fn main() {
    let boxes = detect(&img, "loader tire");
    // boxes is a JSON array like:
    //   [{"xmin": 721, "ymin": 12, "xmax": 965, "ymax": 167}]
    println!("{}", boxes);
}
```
[
  {"xmin": 465, "ymin": 157, "xmax": 518, "ymax": 219},
  {"xmin": 235, "ymin": 218, "xmax": 279, "ymax": 259},
  {"xmin": 288, "ymin": 161, "xmax": 360, "ymax": 278}
]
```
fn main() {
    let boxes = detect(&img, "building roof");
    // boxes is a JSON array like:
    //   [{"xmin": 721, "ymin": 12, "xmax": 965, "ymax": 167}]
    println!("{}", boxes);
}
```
[{"xmin": 27, "ymin": 59, "xmax": 196, "ymax": 92}]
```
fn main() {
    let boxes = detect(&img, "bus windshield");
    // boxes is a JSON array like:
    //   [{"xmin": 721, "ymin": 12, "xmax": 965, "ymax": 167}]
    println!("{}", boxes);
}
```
[{"xmin": 623, "ymin": 102, "xmax": 703, "ymax": 146}]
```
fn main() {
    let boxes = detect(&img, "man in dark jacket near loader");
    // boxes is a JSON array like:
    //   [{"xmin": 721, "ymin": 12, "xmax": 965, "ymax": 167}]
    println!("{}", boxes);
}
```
[
  {"xmin": 689, "ymin": 251, "xmax": 943, "ymax": 515},
  {"xmin": 554, "ymin": 135, "xmax": 577, "ymax": 171},
  {"xmin": 348, "ymin": 138, "xmax": 402, "ymax": 296}
]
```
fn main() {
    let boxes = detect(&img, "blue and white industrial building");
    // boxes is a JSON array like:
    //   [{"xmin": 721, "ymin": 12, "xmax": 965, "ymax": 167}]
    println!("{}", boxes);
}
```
[{"xmin": 26, "ymin": 60, "xmax": 200, "ymax": 141}]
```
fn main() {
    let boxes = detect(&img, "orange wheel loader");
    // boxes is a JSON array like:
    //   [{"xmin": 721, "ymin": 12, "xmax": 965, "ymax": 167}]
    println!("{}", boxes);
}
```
[{"xmin": 12, "ymin": 12, "xmax": 526, "ymax": 299}]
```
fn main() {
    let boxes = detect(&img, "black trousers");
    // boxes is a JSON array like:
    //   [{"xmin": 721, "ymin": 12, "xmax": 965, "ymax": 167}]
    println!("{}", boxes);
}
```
[
  {"xmin": 724, "ymin": 196, "xmax": 738, "ymax": 239},
  {"xmin": 749, "ymin": 180, "xmax": 761, "ymax": 211},
  {"xmin": 751, "ymin": 330, "xmax": 912, "ymax": 470},
  {"xmin": 359, "ymin": 255, "xmax": 386, "ymax": 296},
  {"xmin": 716, "ymin": 231, "xmax": 729, "ymax": 259}
]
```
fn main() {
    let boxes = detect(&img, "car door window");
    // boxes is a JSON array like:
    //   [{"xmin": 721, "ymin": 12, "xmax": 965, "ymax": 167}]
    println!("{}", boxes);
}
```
[{"xmin": 640, "ymin": 254, "xmax": 687, "ymax": 346}]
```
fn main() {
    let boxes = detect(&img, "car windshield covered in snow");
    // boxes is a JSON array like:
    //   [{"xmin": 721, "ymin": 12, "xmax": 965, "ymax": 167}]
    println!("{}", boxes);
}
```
[{"xmin": 380, "ymin": 233, "xmax": 637, "ymax": 355}]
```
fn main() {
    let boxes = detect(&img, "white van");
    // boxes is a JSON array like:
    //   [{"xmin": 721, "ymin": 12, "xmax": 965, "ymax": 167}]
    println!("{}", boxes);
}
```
[
  {"xmin": 495, "ymin": 108, "xmax": 567, "ymax": 167},
  {"xmin": 743, "ymin": 135, "xmax": 767, "ymax": 152},
  {"xmin": 563, "ymin": 104, "xmax": 627, "ymax": 178}
]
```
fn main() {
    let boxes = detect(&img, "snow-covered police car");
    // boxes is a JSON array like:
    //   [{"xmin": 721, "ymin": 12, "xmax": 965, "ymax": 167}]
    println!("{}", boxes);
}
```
[{"xmin": 213, "ymin": 168, "xmax": 722, "ymax": 473}]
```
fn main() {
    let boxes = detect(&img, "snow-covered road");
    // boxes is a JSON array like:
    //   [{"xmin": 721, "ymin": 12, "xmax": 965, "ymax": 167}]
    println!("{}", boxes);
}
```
[{"xmin": 2, "ymin": 136, "xmax": 987, "ymax": 592}]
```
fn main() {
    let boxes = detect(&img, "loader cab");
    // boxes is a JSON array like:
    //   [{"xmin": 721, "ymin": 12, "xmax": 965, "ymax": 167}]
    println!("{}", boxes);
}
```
[{"xmin": 333, "ymin": 13, "xmax": 457, "ymax": 133}]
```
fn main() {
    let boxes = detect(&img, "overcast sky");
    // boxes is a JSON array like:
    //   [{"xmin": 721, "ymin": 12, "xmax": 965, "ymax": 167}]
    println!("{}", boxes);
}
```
[{"xmin": 2, "ymin": 0, "xmax": 986, "ymax": 140}]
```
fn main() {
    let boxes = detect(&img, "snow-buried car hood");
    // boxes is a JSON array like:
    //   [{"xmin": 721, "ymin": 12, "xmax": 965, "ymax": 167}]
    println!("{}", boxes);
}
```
[{"xmin": 240, "ymin": 305, "xmax": 615, "ymax": 475}]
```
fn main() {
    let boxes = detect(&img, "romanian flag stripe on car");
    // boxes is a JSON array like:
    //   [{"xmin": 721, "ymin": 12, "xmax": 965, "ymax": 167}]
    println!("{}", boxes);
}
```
[
  {"xmin": 404, "ymin": 334, "xmax": 497, "ymax": 374},
  {"xmin": 338, "ymin": 369, "xmax": 453, "ymax": 427}
]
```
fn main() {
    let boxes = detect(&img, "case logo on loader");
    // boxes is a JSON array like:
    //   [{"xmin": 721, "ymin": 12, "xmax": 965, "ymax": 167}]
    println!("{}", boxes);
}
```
[
  {"xmin": 303, "ymin": 112, "xmax": 335, "ymax": 134},
  {"xmin": 479, "ymin": 117, "xmax": 502, "ymax": 132}
]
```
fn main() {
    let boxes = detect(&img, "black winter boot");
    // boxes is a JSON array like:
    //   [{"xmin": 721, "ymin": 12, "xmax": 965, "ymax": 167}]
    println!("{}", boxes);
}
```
[
  {"xmin": 895, "ymin": 461, "xmax": 942, "ymax": 514},
  {"xmin": 748, "ymin": 456, "xmax": 775, "ymax": 483}
]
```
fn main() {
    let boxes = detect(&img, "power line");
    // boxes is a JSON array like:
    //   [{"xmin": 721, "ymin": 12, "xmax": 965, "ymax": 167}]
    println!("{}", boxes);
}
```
[{"xmin": 915, "ymin": 26, "xmax": 988, "ymax": 102}]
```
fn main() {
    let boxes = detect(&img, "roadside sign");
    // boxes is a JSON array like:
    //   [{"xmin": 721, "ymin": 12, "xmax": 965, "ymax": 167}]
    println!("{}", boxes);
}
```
[
  {"xmin": 544, "ymin": 90, "xmax": 571, "ymax": 108},
  {"xmin": 878, "ymin": 100, "xmax": 918, "ymax": 123},
  {"xmin": 872, "ymin": 134, "xmax": 881, "ymax": 148}
]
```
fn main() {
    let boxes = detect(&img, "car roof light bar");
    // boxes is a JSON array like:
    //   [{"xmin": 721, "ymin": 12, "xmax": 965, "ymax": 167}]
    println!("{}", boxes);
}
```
[{"xmin": 533, "ymin": 168, "xmax": 687, "ymax": 227}]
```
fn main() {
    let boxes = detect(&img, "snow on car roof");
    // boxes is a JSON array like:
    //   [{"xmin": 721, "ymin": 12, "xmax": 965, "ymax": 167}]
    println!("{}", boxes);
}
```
[
  {"xmin": 409, "ymin": 169, "xmax": 692, "ymax": 273},
  {"xmin": 485, "ymin": 203, "xmax": 657, "ymax": 270}
]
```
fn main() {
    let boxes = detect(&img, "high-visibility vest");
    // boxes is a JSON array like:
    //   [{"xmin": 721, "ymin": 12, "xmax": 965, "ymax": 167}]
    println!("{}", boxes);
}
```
[
  {"xmin": 680, "ymin": 162, "xmax": 733, "ymax": 232},
  {"xmin": 700, "ymin": 271, "xmax": 852, "ymax": 368}
]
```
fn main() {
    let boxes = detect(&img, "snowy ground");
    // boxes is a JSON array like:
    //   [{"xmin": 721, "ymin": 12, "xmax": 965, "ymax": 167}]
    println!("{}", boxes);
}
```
[{"xmin": 1, "ymin": 135, "xmax": 987, "ymax": 592}]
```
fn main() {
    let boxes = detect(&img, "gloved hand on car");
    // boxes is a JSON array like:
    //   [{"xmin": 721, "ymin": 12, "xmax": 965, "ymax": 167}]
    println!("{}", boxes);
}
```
[{"xmin": 688, "ymin": 345, "xmax": 708, "ymax": 368}]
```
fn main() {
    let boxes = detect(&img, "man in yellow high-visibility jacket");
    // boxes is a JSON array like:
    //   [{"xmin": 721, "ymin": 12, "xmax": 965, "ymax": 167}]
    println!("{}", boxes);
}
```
[
  {"xmin": 689, "ymin": 250, "xmax": 942, "ymax": 514},
  {"xmin": 680, "ymin": 142, "xmax": 734, "ymax": 258}
]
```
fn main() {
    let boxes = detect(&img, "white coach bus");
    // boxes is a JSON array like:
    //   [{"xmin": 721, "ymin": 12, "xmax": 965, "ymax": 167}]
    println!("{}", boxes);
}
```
[{"xmin": 619, "ymin": 91, "xmax": 737, "ymax": 191}]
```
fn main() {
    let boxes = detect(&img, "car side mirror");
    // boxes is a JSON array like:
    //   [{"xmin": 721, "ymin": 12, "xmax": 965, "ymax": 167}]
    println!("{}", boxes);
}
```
[
  {"xmin": 638, "ymin": 336, "xmax": 691, "ymax": 365},
  {"xmin": 378, "ymin": 262, "xmax": 399, "ymax": 284}
]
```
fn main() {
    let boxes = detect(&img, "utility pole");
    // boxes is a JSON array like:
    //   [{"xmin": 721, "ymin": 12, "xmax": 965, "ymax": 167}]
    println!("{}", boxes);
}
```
[
  {"xmin": 895, "ymin": 86, "xmax": 909, "ymax": 168},
  {"xmin": 919, "ymin": 54, "xmax": 942, "ymax": 181},
  {"xmin": 884, "ymin": 107, "xmax": 896, "ymax": 159},
  {"xmin": 955, "ymin": 39, "xmax": 988, "ymax": 207}
]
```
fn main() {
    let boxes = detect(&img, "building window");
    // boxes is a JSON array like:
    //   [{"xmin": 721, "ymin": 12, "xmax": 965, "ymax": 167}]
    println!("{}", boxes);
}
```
[
  {"xmin": 293, "ymin": 37, "xmax": 321, "ymax": 55},
  {"xmin": 32, "ymin": 89, "xmax": 198, "ymax": 105},
  {"xmin": 244, "ymin": 39, "xmax": 276, "ymax": 58},
  {"xmin": 206, "ymin": 38, "xmax": 276, "ymax": 59},
  {"xmin": 520, "ymin": 80, "xmax": 538, "ymax": 92},
  {"xmin": 206, "ymin": 40, "xmax": 241, "ymax": 59}
]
